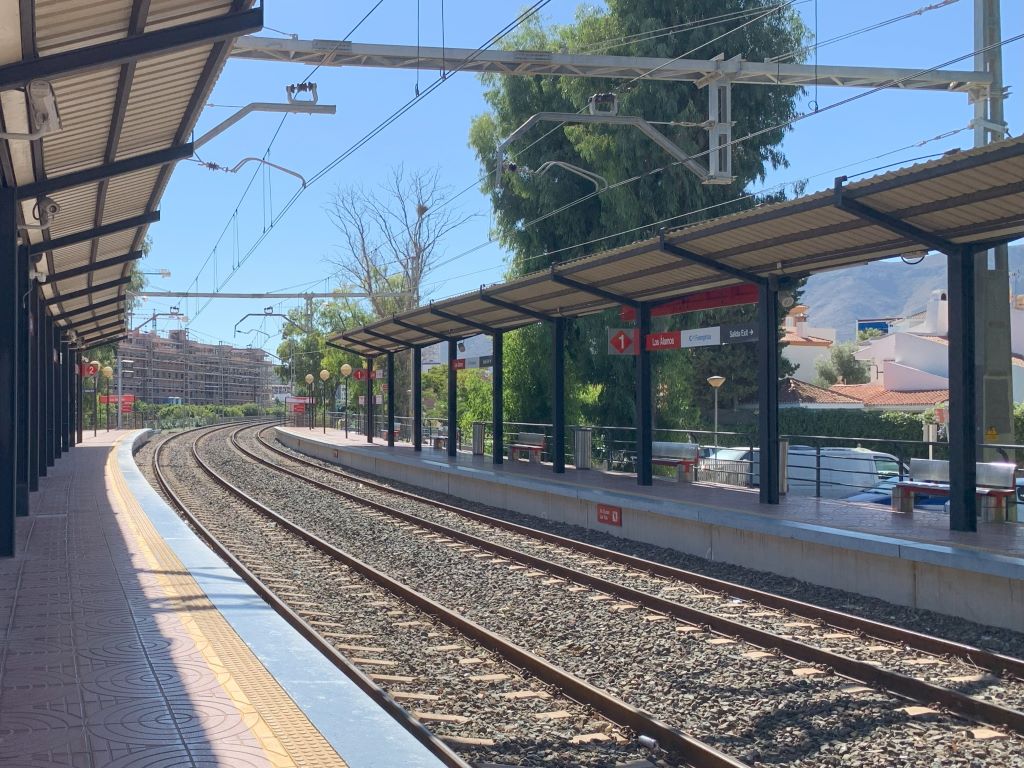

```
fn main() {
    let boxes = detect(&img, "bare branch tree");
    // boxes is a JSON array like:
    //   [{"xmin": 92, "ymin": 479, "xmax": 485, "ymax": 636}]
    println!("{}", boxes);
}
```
[{"xmin": 325, "ymin": 166, "xmax": 475, "ymax": 317}]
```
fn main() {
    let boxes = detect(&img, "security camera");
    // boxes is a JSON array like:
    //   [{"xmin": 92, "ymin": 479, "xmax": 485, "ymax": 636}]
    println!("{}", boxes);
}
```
[
  {"xmin": 27, "ymin": 80, "xmax": 62, "ymax": 136},
  {"xmin": 29, "ymin": 268, "xmax": 47, "ymax": 284},
  {"xmin": 20, "ymin": 196, "xmax": 61, "ymax": 231}
]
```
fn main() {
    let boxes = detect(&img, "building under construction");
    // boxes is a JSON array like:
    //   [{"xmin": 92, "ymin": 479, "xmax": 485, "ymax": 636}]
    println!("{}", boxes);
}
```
[{"xmin": 119, "ymin": 329, "xmax": 275, "ymax": 405}]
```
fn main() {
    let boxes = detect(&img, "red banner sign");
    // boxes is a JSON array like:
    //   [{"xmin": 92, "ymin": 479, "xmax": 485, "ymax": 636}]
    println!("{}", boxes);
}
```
[
  {"xmin": 291, "ymin": 403, "xmax": 305, "ymax": 413},
  {"xmin": 597, "ymin": 504, "xmax": 623, "ymax": 526},
  {"xmin": 645, "ymin": 331, "xmax": 681, "ymax": 351},
  {"xmin": 451, "ymin": 358, "xmax": 466, "ymax": 370},
  {"xmin": 620, "ymin": 284, "xmax": 759, "ymax": 322}
]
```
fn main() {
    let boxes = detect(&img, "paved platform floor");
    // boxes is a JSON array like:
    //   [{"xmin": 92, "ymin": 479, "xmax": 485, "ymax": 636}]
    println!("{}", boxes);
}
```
[
  {"xmin": 0, "ymin": 431, "xmax": 443, "ymax": 768},
  {"xmin": 282, "ymin": 428, "xmax": 1024, "ymax": 560}
]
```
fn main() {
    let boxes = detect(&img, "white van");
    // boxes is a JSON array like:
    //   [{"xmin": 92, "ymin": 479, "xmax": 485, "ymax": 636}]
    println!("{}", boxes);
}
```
[{"xmin": 704, "ymin": 446, "xmax": 903, "ymax": 499}]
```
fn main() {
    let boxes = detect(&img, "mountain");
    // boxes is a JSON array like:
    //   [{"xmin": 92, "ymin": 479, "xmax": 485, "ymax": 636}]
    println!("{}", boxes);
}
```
[{"xmin": 801, "ymin": 244, "xmax": 1024, "ymax": 341}]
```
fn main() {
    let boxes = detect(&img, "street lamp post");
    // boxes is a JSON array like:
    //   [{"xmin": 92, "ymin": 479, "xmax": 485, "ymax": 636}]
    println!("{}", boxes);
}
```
[
  {"xmin": 90, "ymin": 360, "xmax": 100, "ymax": 437},
  {"xmin": 304, "ymin": 373, "xmax": 314, "ymax": 430},
  {"xmin": 102, "ymin": 366, "xmax": 114, "ymax": 432},
  {"xmin": 319, "ymin": 369, "xmax": 330, "ymax": 435},
  {"xmin": 340, "ymin": 363, "xmax": 352, "ymax": 438},
  {"xmin": 707, "ymin": 375, "xmax": 726, "ymax": 453}
]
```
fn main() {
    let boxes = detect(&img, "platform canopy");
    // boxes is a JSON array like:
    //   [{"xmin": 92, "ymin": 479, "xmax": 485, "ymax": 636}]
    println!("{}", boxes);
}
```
[
  {"xmin": 332, "ymin": 135, "xmax": 1024, "ymax": 356},
  {"xmin": 0, "ymin": 0, "xmax": 263, "ymax": 348}
]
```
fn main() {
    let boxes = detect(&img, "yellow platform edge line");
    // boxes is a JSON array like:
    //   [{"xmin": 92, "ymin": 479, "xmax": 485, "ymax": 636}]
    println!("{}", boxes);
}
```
[{"xmin": 105, "ymin": 435, "xmax": 349, "ymax": 768}]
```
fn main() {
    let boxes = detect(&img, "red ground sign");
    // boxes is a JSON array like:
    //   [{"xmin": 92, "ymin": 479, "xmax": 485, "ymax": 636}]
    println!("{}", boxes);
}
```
[
  {"xmin": 597, "ymin": 504, "xmax": 622, "ymax": 526},
  {"xmin": 354, "ymin": 369, "xmax": 368, "ymax": 381}
]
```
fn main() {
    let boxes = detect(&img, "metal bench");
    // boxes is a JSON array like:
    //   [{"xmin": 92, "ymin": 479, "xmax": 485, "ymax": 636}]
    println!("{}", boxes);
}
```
[
  {"xmin": 509, "ymin": 432, "xmax": 545, "ymax": 463},
  {"xmin": 652, "ymin": 441, "xmax": 701, "ymax": 482},
  {"xmin": 893, "ymin": 458, "xmax": 1017, "ymax": 522}
]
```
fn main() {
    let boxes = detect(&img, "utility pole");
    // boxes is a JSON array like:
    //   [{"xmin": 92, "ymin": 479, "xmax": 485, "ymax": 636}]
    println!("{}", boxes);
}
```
[{"xmin": 972, "ymin": 0, "xmax": 1011, "ymax": 456}]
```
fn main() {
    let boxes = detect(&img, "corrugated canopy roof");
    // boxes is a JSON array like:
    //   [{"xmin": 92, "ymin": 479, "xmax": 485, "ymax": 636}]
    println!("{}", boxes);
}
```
[
  {"xmin": 1, "ymin": 0, "xmax": 262, "ymax": 348},
  {"xmin": 333, "ymin": 135, "xmax": 1024, "ymax": 357}
]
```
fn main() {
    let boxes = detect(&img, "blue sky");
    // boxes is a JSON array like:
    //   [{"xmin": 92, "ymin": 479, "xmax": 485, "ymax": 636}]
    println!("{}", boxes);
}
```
[{"xmin": 139, "ymin": 0, "xmax": 1023, "ymax": 352}]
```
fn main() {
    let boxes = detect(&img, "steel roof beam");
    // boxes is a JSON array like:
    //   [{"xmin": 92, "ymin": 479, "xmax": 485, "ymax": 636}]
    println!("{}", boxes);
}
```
[
  {"xmin": 477, "ymin": 290, "xmax": 553, "ymax": 323},
  {"xmin": 24, "ymin": 211, "xmax": 160, "ymax": 257},
  {"xmin": 363, "ymin": 328, "xmax": 419, "ymax": 349},
  {"xmin": 341, "ymin": 333, "xmax": 391, "ymax": 356},
  {"xmin": 429, "ymin": 303, "xmax": 499, "ymax": 335},
  {"xmin": 62, "ymin": 307, "xmax": 124, "ymax": 331},
  {"xmin": 658, "ymin": 233, "xmax": 767, "ymax": 286},
  {"xmin": 326, "ymin": 339, "xmax": 368, "ymax": 356},
  {"xmin": 51, "ymin": 295, "xmax": 124, "ymax": 322},
  {"xmin": 76, "ymin": 319, "xmax": 124, "ymax": 338},
  {"xmin": 81, "ymin": 332, "xmax": 127, "ymax": 349},
  {"xmin": 0, "ymin": 8, "xmax": 263, "ymax": 89},
  {"xmin": 391, "ymin": 317, "xmax": 451, "ymax": 342},
  {"xmin": 44, "ymin": 276, "xmax": 131, "ymax": 305},
  {"xmin": 47, "ymin": 251, "xmax": 143, "ymax": 283},
  {"xmin": 549, "ymin": 271, "xmax": 641, "ymax": 309},
  {"xmin": 832, "ymin": 176, "xmax": 959, "ymax": 256},
  {"xmin": 17, "ymin": 144, "xmax": 194, "ymax": 200}
]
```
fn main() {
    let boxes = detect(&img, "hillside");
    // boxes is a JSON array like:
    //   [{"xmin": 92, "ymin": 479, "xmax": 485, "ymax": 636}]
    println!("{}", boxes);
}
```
[{"xmin": 801, "ymin": 244, "xmax": 1024, "ymax": 340}]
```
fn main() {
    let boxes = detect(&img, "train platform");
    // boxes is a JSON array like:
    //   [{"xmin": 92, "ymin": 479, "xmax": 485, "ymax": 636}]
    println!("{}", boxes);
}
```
[
  {"xmin": 0, "ymin": 429, "xmax": 446, "ymax": 768},
  {"xmin": 275, "ymin": 427, "xmax": 1024, "ymax": 633}
]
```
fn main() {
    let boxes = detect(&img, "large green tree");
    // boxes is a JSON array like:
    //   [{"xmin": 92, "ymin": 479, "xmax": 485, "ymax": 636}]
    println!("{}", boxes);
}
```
[{"xmin": 469, "ymin": 1, "xmax": 806, "ymax": 430}]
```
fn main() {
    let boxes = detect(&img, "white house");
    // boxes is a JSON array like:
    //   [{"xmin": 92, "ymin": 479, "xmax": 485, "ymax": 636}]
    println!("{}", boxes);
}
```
[{"xmin": 781, "ymin": 305, "xmax": 836, "ymax": 383}]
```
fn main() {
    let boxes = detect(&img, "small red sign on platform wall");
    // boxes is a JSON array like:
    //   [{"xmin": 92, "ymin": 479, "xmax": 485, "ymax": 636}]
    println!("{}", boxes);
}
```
[
  {"xmin": 645, "ymin": 330, "xmax": 681, "ymax": 351},
  {"xmin": 597, "ymin": 503, "xmax": 622, "ymax": 526},
  {"xmin": 451, "ymin": 358, "xmax": 466, "ymax": 370},
  {"xmin": 291, "ymin": 403, "xmax": 305, "ymax": 413}
]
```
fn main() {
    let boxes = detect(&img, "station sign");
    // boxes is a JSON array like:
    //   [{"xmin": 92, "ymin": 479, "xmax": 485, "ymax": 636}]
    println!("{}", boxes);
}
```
[
  {"xmin": 597, "ymin": 503, "xmax": 623, "ymax": 526},
  {"xmin": 607, "ymin": 329, "xmax": 638, "ymax": 356},
  {"xmin": 354, "ymin": 369, "xmax": 367, "ymax": 381},
  {"xmin": 80, "ymin": 362, "xmax": 99, "ymax": 377},
  {"xmin": 450, "ymin": 358, "xmax": 467, "ymax": 370},
  {"xmin": 642, "ymin": 324, "xmax": 757, "ymax": 352},
  {"xmin": 721, "ymin": 323, "xmax": 758, "ymax": 344}
]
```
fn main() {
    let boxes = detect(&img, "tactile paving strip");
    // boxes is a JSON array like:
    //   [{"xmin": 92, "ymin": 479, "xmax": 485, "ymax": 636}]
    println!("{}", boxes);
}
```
[{"xmin": 105, "ymin": 442, "xmax": 349, "ymax": 768}]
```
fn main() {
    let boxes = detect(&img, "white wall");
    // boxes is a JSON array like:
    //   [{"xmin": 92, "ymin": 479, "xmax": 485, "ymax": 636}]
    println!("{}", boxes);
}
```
[{"xmin": 783, "ymin": 345, "xmax": 831, "ymax": 383}]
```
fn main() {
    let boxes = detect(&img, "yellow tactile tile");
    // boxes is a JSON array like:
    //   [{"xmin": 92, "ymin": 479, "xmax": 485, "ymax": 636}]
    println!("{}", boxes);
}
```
[{"xmin": 106, "ymin": 442, "xmax": 349, "ymax": 768}]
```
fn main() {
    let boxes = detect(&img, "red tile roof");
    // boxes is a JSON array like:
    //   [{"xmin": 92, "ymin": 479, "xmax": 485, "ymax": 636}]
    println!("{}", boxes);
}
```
[
  {"xmin": 830, "ymin": 384, "xmax": 949, "ymax": 406},
  {"xmin": 780, "ymin": 377, "xmax": 862, "ymax": 405},
  {"xmin": 782, "ymin": 330, "xmax": 833, "ymax": 347}
]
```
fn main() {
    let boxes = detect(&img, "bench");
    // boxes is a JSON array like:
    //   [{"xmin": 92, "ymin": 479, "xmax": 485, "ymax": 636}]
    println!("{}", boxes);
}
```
[
  {"xmin": 893, "ymin": 458, "xmax": 1017, "ymax": 522},
  {"xmin": 379, "ymin": 428, "xmax": 400, "ymax": 442},
  {"xmin": 509, "ymin": 432, "xmax": 545, "ymax": 463},
  {"xmin": 652, "ymin": 441, "xmax": 701, "ymax": 482}
]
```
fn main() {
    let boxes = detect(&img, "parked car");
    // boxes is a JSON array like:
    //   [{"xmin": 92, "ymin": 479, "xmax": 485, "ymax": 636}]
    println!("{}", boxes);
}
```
[
  {"xmin": 845, "ymin": 476, "xmax": 947, "ymax": 509},
  {"xmin": 702, "ymin": 446, "xmax": 907, "ymax": 499}
]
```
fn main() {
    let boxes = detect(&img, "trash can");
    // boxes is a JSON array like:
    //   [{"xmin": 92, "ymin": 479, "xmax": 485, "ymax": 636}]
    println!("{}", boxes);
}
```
[
  {"xmin": 573, "ymin": 427, "xmax": 593, "ymax": 470},
  {"xmin": 472, "ymin": 422, "xmax": 486, "ymax": 455}
]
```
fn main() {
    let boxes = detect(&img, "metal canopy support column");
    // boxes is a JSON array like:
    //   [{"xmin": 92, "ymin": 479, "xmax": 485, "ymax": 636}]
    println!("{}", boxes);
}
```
[
  {"xmin": 36, "ymin": 300, "xmax": 47, "ymax": 478},
  {"xmin": 412, "ymin": 347, "xmax": 422, "ymax": 452},
  {"xmin": 552, "ymin": 318, "xmax": 566, "ymax": 474},
  {"xmin": 757, "ymin": 284, "xmax": 780, "ymax": 504},
  {"xmin": 949, "ymin": 246, "xmax": 978, "ymax": 531},
  {"xmin": 386, "ymin": 352, "xmax": 395, "ymax": 447},
  {"xmin": 29, "ymin": 289, "xmax": 40, "ymax": 491},
  {"xmin": 15, "ymin": 231, "xmax": 30, "ymax": 517},
  {"xmin": 365, "ymin": 357, "xmax": 374, "ymax": 443},
  {"xmin": 0, "ymin": 188, "xmax": 17, "ymax": 556},
  {"xmin": 75, "ymin": 349, "xmax": 83, "ymax": 445},
  {"xmin": 447, "ymin": 340, "xmax": 457, "ymax": 458},
  {"xmin": 60, "ymin": 338, "xmax": 71, "ymax": 452},
  {"xmin": 44, "ymin": 315, "xmax": 54, "ymax": 468},
  {"xmin": 492, "ymin": 332, "xmax": 503, "ymax": 465},
  {"xmin": 53, "ymin": 325, "xmax": 62, "ymax": 458},
  {"xmin": 636, "ymin": 304, "xmax": 653, "ymax": 486}
]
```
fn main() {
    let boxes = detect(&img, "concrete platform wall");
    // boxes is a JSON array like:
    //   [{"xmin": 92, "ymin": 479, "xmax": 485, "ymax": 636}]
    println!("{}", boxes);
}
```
[{"xmin": 276, "ymin": 430, "xmax": 1024, "ymax": 633}]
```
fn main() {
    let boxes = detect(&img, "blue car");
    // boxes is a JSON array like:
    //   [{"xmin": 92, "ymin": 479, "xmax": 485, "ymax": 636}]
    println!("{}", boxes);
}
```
[{"xmin": 845, "ymin": 476, "xmax": 947, "ymax": 509}]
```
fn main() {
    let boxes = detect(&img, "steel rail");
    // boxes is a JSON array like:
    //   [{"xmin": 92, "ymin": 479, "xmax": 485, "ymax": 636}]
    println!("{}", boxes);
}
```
[
  {"xmin": 185, "ymin": 424, "xmax": 748, "ymax": 767},
  {"xmin": 255, "ymin": 426, "xmax": 1024, "ymax": 680},
  {"xmin": 150, "ymin": 425, "xmax": 474, "ymax": 768},
  {"xmin": 241, "ymin": 425, "xmax": 1024, "ymax": 734}
]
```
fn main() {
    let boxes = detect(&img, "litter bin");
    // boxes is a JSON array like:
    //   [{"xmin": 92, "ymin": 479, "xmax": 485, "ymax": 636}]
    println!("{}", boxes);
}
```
[
  {"xmin": 472, "ymin": 422, "xmax": 486, "ymax": 455},
  {"xmin": 573, "ymin": 427, "xmax": 593, "ymax": 470}
]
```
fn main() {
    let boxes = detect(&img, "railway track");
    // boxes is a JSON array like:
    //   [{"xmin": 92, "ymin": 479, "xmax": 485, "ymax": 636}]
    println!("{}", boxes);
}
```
[
  {"xmin": 149, "ymin": 424, "xmax": 739, "ymax": 768},
  {"xmin": 238, "ymin": 424, "xmax": 1024, "ymax": 730},
  {"xmin": 161, "ymin": 422, "xmax": 1024, "ymax": 765}
]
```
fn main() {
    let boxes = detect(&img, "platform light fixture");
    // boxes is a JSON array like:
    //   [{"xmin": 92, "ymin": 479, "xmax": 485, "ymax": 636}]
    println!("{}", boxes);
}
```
[
  {"xmin": 304, "ymin": 373, "xmax": 315, "ymax": 430},
  {"xmin": 707, "ymin": 375, "xmax": 726, "ymax": 454},
  {"xmin": 319, "ymin": 369, "xmax": 331, "ymax": 435}
]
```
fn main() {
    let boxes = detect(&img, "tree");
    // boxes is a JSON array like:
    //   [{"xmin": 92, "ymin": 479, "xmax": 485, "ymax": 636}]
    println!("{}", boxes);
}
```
[
  {"xmin": 468, "ymin": 2, "xmax": 806, "ymax": 428},
  {"xmin": 324, "ymin": 166, "xmax": 475, "ymax": 418},
  {"xmin": 814, "ymin": 342, "xmax": 870, "ymax": 388}
]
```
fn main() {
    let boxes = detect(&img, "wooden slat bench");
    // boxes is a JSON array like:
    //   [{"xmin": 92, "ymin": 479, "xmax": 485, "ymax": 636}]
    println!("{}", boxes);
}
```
[
  {"xmin": 652, "ymin": 441, "xmax": 701, "ymax": 482},
  {"xmin": 893, "ymin": 458, "xmax": 1017, "ymax": 522},
  {"xmin": 509, "ymin": 432, "xmax": 545, "ymax": 463}
]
